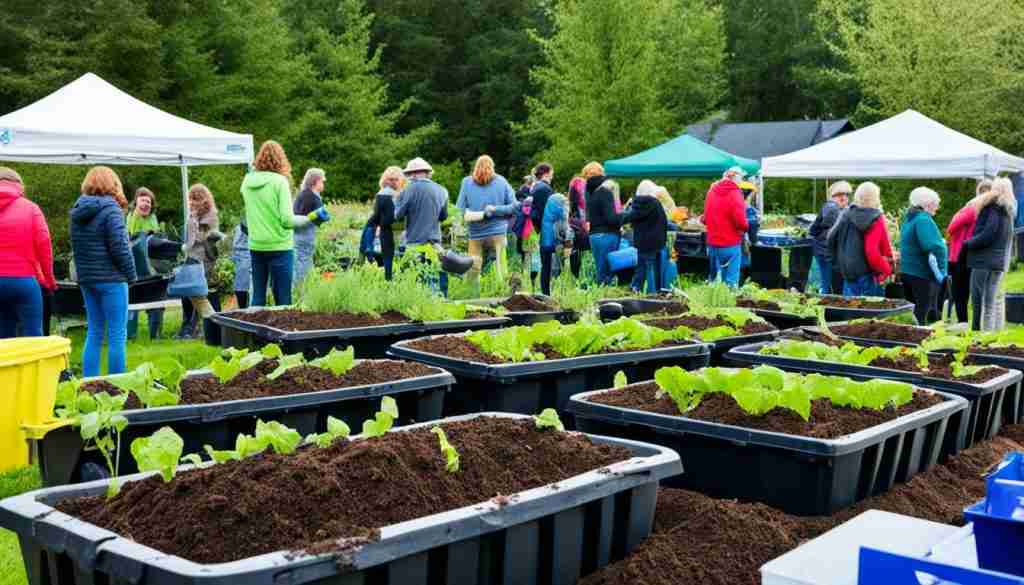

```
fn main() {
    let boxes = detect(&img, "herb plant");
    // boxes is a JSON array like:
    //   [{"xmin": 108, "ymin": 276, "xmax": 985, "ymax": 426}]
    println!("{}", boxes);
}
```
[{"xmin": 431, "ymin": 426, "xmax": 460, "ymax": 472}]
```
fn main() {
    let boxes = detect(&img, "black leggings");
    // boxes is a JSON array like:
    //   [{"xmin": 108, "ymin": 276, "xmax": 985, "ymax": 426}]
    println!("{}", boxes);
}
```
[
  {"xmin": 902, "ymin": 273, "xmax": 939, "ymax": 324},
  {"xmin": 949, "ymin": 260, "xmax": 971, "ymax": 323},
  {"xmin": 540, "ymin": 247, "xmax": 556, "ymax": 295}
]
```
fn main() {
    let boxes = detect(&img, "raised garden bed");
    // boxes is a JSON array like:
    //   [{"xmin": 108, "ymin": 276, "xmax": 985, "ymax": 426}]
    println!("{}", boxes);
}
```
[
  {"xmin": 830, "ymin": 319, "xmax": 933, "ymax": 347},
  {"xmin": 37, "ymin": 357, "xmax": 453, "ymax": 487},
  {"xmin": 212, "ymin": 306, "xmax": 509, "ymax": 358},
  {"xmin": 466, "ymin": 294, "xmax": 577, "ymax": 326},
  {"xmin": 597, "ymin": 297, "xmax": 689, "ymax": 320},
  {"xmin": 725, "ymin": 337, "xmax": 1022, "ymax": 449},
  {"xmin": 735, "ymin": 293, "xmax": 914, "ymax": 328},
  {"xmin": 52, "ymin": 275, "xmax": 170, "ymax": 316},
  {"xmin": 388, "ymin": 322, "xmax": 710, "ymax": 425},
  {"xmin": 1008, "ymin": 293, "xmax": 1024, "ymax": 324},
  {"xmin": 2, "ymin": 413, "xmax": 682, "ymax": 585},
  {"xmin": 642, "ymin": 312, "xmax": 779, "ymax": 364},
  {"xmin": 569, "ymin": 369, "xmax": 969, "ymax": 515}
]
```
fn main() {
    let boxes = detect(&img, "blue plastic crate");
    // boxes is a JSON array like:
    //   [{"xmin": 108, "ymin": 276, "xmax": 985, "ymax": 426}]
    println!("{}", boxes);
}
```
[
  {"xmin": 964, "ymin": 453, "xmax": 1024, "ymax": 577},
  {"xmin": 858, "ymin": 547, "xmax": 1024, "ymax": 585}
]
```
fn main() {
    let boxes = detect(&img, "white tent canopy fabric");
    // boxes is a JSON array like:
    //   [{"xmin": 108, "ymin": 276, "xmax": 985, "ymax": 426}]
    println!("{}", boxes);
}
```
[
  {"xmin": 0, "ymin": 73, "xmax": 253, "ymax": 166},
  {"xmin": 762, "ymin": 110, "xmax": 1024, "ymax": 179}
]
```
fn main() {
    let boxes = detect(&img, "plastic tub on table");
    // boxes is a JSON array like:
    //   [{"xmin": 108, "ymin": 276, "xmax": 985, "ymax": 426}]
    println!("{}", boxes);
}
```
[
  {"xmin": 211, "ymin": 307, "xmax": 510, "ymax": 359},
  {"xmin": 725, "ymin": 340, "xmax": 1022, "ymax": 452},
  {"xmin": 389, "ymin": 334, "xmax": 711, "ymax": 427},
  {"xmin": 570, "ymin": 382, "xmax": 968, "ymax": 515},
  {"xmin": 0, "ymin": 413, "xmax": 683, "ymax": 585},
  {"xmin": 35, "ymin": 363, "xmax": 454, "ymax": 487}
]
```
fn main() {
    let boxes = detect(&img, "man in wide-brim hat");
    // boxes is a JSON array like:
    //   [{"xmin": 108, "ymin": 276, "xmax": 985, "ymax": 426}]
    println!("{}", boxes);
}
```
[{"xmin": 395, "ymin": 157, "xmax": 451, "ymax": 294}]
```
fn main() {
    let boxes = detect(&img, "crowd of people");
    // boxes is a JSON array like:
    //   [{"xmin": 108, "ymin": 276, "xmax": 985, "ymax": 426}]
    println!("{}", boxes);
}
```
[
  {"xmin": 810, "ymin": 177, "xmax": 1018, "ymax": 330},
  {"xmin": 1, "ymin": 138, "xmax": 1019, "ymax": 375}
]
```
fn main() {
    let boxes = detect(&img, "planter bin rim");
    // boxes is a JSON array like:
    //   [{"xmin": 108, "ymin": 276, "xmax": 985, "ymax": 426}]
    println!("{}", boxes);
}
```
[{"xmin": 0, "ymin": 412, "xmax": 682, "ymax": 583}]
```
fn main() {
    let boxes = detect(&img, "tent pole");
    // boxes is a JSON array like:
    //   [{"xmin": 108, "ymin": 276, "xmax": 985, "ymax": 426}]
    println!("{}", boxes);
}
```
[
  {"xmin": 756, "ymin": 176, "xmax": 764, "ymax": 215},
  {"xmin": 181, "ymin": 165, "xmax": 190, "ymax": 241}
]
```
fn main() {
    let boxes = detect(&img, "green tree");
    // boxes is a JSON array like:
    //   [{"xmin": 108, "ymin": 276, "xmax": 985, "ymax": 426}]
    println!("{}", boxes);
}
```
[
  {"xmin": 819, "ymin": 0, "xmax": 1024, "ymax": 152},
  {"xmin": 519, "ymin": 0, "xmax": 725, "ymax": 178}
]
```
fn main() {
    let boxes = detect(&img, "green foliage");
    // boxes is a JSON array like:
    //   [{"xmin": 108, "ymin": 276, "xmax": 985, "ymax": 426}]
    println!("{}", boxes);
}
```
[
  {"xmin": 130, "ymin": 427, "xmax": 184, "ymax": 482},
  {"xmin": 361, "ymin": 396, "xmax": 399, "ymax": 438},
  {"xmin": 613, "ymin": 371, "xmax": 628, "ymax": 389},
  {"xmin": 533, "ymin": 408, "xmax": 565, "ymax": 431},
  {"xmin": 518, "ymin": 0, "xmax": 725, "ymax": 175},
  {"xmin": 431, "ymin": 426, "xmax": 460, "ymax": 473},
  {"xmin": 683, "ymin": 281, "xmax": 737, "ymax": 308},
  {"xmin": 54, "ymin": 379, "xmax": 129, "ymax": 497},
  {"xmin": 305, "ymin": 416, "xmax": 352, "ymax": 448},
  {"xmin": 654, "ymin": 365, "xmax": 914, "ymax": 421},
  {"xmin": 267, "ymin": 353, "xmax": 307, "ymax": 380},
  {"xmin": 761, "ymin": 338, "xmax": 980, "ymax": 377},
  {"xmin": 309, "ymin": 347, "xmax": 357, "ymax": 376},
  {"xmin": 108, "ymin": 360, "xmax": 185, "ymax": 408},
  {"xmin": 203, "ymin": 418, "xmax": 303, "ymax": 463}
]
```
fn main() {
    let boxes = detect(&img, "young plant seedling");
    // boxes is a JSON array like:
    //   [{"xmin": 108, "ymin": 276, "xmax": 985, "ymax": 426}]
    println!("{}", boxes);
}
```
[
  {"xmin": 431, "ymin": 426, "xmax": 460, "ymax": 472},
  {"xmin": 131, "ymin": 427, "xmax": 185, "ymax": 482},
  {"xmin": 309, "ymin": 346, "xmax": 356, "ymax": 376},
  {"xmin": 362, "ymin": 396, "xmax": 399, "ymax": 438},
  {"xmin": 613, "ymin": 371, "xmax": 628, "ymax": 388},
  {"xmin": 533, "ymin": 408, "xmax": 565, "ymax": 431},
  {"xmin": 267, "ymin": 353, "xmax": 307, "ymax": 380},
  {"xmin": 305, "ymin": 416, "xmax": 352, "ymax": 448},
  {"xmin": 55, "ymin": 379, "xmax": 129, "ymax": 497}
]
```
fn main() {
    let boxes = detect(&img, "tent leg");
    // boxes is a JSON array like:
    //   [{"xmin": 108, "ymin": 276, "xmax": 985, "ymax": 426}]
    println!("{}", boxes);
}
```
[
  {"xmin": 181, "ymin": 166, "xmax": 190, "ymax": 241},
  {"xmin": 756, "ymin": 176, "xmax": 764, "ymax": 216}
]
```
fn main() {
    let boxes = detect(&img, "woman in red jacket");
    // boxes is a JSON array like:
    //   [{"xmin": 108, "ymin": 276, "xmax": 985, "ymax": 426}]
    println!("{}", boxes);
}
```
[
  {"xmin": 703, "ymin": 167, "xmax": 749, "ymax": 286},
  {"xmin": 0, "ymin": 167, "xmax": 56, "ymax": 337}
]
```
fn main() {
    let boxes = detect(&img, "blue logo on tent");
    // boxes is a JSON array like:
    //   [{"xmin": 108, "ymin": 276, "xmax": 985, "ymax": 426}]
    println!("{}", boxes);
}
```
[
  {"xmin": 0, "ymin": 129, "xmax": 11, "ymax": 146},
  {"xmin": 226, "ymin": 144, "xmax": 245, "ymax": 153}
]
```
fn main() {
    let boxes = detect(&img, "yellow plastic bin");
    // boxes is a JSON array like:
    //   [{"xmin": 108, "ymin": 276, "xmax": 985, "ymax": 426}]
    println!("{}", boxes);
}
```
[{"xmin": 0, "ymin": 337, "xmax": 71, "ymax": 472}]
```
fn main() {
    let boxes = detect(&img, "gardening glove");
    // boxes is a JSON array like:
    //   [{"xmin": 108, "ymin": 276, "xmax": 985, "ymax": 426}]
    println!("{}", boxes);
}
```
[
  {"xmin": 292, "ymin": 214, "xmax": 312, "ymax": 228},
  {"xmin": 928, "ymin": 253, "xmax": 945, "ymax": 283},
  {"xmin": 464, "ymin": 210, "xmax": 485, "ymax": 223},
  {"xmin": 307, "ymin": 207, "xmax": 331, "ymax": 226}
]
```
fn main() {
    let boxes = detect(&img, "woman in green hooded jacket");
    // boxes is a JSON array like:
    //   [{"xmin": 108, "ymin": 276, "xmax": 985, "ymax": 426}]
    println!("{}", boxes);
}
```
[{"xmin": 899, "ymin": 187, "xmax": 948, "ymax": 324}]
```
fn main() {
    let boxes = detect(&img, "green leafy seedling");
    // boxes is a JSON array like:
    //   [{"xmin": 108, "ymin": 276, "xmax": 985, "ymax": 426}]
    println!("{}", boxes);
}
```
[
  {"xmin": 267, "ymin": 353, "xmax": 307, "ymax": 380},
  {"xmin": 533, "ymin": 408, "xmax": 564, "ymax": 431},
  {"xmin": 309, "ymin": 346, "xmax": 356, "ymax": 376},
  {"xmin": 255, "ymin": 419, "xmax": 303, "ymax": 454},
  {"xmin": 130, "ymin": 427, "xmax": 185, "ymax": 482},
  {"xmin": 362, "ymin": 396, "xmax": 399, "ymax": 438},
  {"xmin": 431, "ymin": 426, "xmax": 460, "ymax": 472},
  {"xmin": 613, "ymin": 371, "xmax": 628, "ymax": 389},
  {"xmin": 306, "ymin": 416, "xmax": 352, "ymax": 448},
  {"xmin": 180, "ymin": 453, "xmax": 204, "ymax": 467}
]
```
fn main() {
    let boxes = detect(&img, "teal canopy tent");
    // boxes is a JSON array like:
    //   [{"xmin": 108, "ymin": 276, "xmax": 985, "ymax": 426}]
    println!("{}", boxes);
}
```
[{"xmin": 604, "ymin": 134, "xmax": 761, "ymax": 178}]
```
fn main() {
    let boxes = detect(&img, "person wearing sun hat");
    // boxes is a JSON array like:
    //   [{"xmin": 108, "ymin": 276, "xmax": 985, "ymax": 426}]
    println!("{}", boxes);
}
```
[
  {"xmin": 809, "ymin": 180, "xmax": 851, "ymax": 294},
  {"xmin": 395, "ymin": 156, "xmax": 451, "ymax": 294},
  {"xmin": 702, "ymin": 166, "xmax": 749, "ymax": 286}
]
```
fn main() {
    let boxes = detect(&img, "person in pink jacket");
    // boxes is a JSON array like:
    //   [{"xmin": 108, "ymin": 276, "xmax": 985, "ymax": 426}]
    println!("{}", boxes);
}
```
[
  {"xmin": 946, "ymin": 180, "xmax": 990, "ymax": 323},
  {"xmin": 0, "ymin": 167, "xmax": 56, "ymax": 337},
  {"xmin": 703, "ymin": 167, "xmax": 749, "ymax": 286}
]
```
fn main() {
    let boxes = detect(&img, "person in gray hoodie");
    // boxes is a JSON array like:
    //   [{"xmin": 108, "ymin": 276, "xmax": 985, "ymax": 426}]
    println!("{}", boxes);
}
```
[{"xmin": 70, "ymin": 166, "xmax": 136, "ymax": 377}]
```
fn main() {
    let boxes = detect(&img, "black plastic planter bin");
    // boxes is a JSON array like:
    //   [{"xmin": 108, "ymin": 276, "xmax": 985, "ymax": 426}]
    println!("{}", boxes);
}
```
[
  {"xmin": 569, "ymin": 383, "xmax": 968, "ymax": 515},
  {"xmin": 597, "ymin": 297, "xmax": 686, "ymax": 318},
  {"xmin": 388, "ymin": 335, "xmax": 711, "ymax": 427},
  {"xmin": 725, "ymin": 341, "xmax": 1023, "ymax": 451},
  {"xmin": 465, "ymin": 295, "xmax": 577, "ymax": 326},
  {"xmin": 817, "ymin": 296, "xmax": 915, "ymax": 322},
  {"xmin": 35, "ymin": 364, "xmax": 454, "ymax": 487},
  {"xmin": 1007, "ymin": 293, "xmax": 1024, "ymax": 324},
  {"xmin": 743, "ymin": 308, "xmax": 817, "ymax": 331},
  {"xmin": 52, "ymin": 276, "xmax": 171, "ymax": 315},
  {"xmin": 2, "ymin": 413, "xmax": 683, "ymax": 585},
  {"xmin": 211, "ymin": 307, "xmax": 510, "ymax": 359}
]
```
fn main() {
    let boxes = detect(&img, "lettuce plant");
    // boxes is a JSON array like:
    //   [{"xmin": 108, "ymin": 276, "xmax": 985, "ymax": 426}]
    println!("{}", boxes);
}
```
[
  {"xmin": 362, "ymin": 396, "xmax": 399, "ymax": 438},
  {"xmin": 431, "ymin": 426, "xmax": 460, "ymax": 472},
  {"xmin": 131, "ymin": 427, "xmax": 184, "ymax": 482},
  {"xmin": 533, "ymin": 408, "xmax": 565, "ymax": 431},
  {"xmin": 305, "ymin": 416, "xmax": 351, "ymax": 447},
  {"xmin": 309, "ymin": 346, "xmax": 356, "ymax": 376}
]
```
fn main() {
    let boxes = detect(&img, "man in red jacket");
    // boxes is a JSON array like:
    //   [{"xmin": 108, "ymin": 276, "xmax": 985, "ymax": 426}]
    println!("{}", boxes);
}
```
[
  {"xmin": 0, "ymin": 167, "xmax": 56, "ymax": 337},
  {"xmin": 703, "ymin": 166, "xmax": 750, "ymax": 286}
]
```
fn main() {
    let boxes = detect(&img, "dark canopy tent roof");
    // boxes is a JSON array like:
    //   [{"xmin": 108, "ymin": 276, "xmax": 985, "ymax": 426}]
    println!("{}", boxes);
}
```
[
  {"xmin": 604, "ymin": 134, "xmax": 760, "ymax": 178},
  {"xmin": 686, "ymin": 119, "xmax": 853, "ymax": 161}
]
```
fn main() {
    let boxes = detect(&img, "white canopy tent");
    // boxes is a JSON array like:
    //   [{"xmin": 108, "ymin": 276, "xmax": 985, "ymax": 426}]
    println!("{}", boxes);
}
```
[
  {"xmin": 762, "ymin": 110, "xmax": 1024, "ymax": 179},
  {"xmin": 0, "ymin": 72, "xmax": 254, "ymax": 227}
]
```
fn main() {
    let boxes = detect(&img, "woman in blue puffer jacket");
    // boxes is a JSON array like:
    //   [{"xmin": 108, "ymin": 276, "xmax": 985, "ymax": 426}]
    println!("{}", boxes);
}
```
[
  {"xmin": 70, "ymin": 167, "xmax": 136, "ymax": 376},
  {"xmin": 539, "ymin": 192, "xmax": 571, "ymax": 295}
]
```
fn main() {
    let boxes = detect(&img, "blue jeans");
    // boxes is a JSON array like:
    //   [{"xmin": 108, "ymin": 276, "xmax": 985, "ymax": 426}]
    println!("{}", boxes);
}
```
[
  {"xmin": 590, "ymin": 233, "xmax": 620, "ymax": 286},
  {"xmin": 843, "ymin": 274, "xmax": 883, "ymax": 297},
  {"xmin": 631, "ymin": 251, "xmax": 662, "ymax": 294},
  {"xmin": 293, "ymin": 230, "xmax": 316, "ymax": 286},
  {"xmin": 81, "ymin": 282, "xmax": 129, "ymax": 377},
  {"xmin": 0, "ymin": 277, "xmax": 43, "ymax": 338},
  {"xmin": 708, "ymin": 244, "xmax": 742, "ymax": 287},
  {"xmin": 251, "ymin": 250, "xmax": 294, "ymax": 307},
  {"xmin": 814, "ymin": 255, "xmax": 833, "ymax": 295}
]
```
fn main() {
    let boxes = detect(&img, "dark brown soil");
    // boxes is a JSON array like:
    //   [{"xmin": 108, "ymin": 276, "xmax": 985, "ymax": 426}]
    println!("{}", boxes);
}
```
[
  {"xmin": 233, "ymin": 309, "xmax": 493, "ymax": 331},
  {"xmin": 80, "ymin": 380, "xmax": 143, "ymax": 410},
  {"xmin": 81, "ymin": 361, "xmax": 440, "ymax": 408},
  {"xmin": 403, "ymin": 334, "xmax": 691, "ymax": 364},
  {"xmin": 815, "ymin": 295, "xmax": 906, "ymax": 309},
  {"xmin": 56, "ymin": 418, "xmax": 631, "ymax": 565},
  {"xmin": 586, "ymin": 383, "xmax": 944, "ymax": 439},
  {"xmin": 736, "ymin": 298, "xmax": 782, "ymax": 312},
  {"xmin": 580, "ymin": 426, "xmax": 1024, "ymax": 585},
  {"xmin": 500, "ymin": 294, "xmax": 558, "ymax": 312},
  {"xmin": 832, "ymin": 320, "xmax": 931, "ymax": 344},
  {"xmin": 971, "ymin": 345, "xmax": 1024, "ymax": 359},
  {"xmin": 645, "ymin": 315, "xmax": 776, "ymax": 337},
  {"xmin": 778, "ymin": 332, "xmax": 1009, "ymax": 383},
  {"xmin": 178, "ymin": 360, "xmax": 439, "ymax": 405}
]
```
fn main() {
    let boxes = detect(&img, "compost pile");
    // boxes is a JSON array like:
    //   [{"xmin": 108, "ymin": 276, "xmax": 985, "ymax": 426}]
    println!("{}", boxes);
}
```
[
  {"xmin": 587, "ymin": 383, "xmax": 944, "ymax": 439},
  {"xmin": 57, "ymin": 418, "xmax": 630, "ymax": 564},
  {"xmin": 79, "ymin": 360, "xmax": 440, "ymax": 406},
  {"xmin": 831, "ymin": 320, "xmax": 932, "ymax": 344},
  {"xmin": 580, "ymin": 425, "xmax": 1024, "ymax": 585},
  {"xmin": 500, "ymin": 294, "xmax": 559, "ymax": 312},
  {"xmin": 645, "ymin": 315, "xmax": 776, "ymax": 337}
]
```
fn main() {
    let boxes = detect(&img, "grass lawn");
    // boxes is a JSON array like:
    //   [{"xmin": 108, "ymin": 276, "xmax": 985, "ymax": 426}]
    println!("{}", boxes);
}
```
[{"xmin": 0, "ymin": 306, "xmax": 221, "ymax": 583}]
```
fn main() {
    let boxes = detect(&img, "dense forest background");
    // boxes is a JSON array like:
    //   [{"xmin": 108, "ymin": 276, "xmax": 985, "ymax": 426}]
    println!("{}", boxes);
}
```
[{"xmin": 2, "ymin": 0, "xmax": 1023, "ymax": 251}]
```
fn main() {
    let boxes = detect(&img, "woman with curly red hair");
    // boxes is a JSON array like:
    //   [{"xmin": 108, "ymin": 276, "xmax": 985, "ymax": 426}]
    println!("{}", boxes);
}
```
[
  {"xmin": 179, "ymin": 184, "xmax": 221, "ymax": 336},
  {"xmin": 241, "ymin": 140, "xmax": 329, "ymax": 306},
  {"xmin": 71, "ymin": 166, "xmax": 136, "ymax": 376}
]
